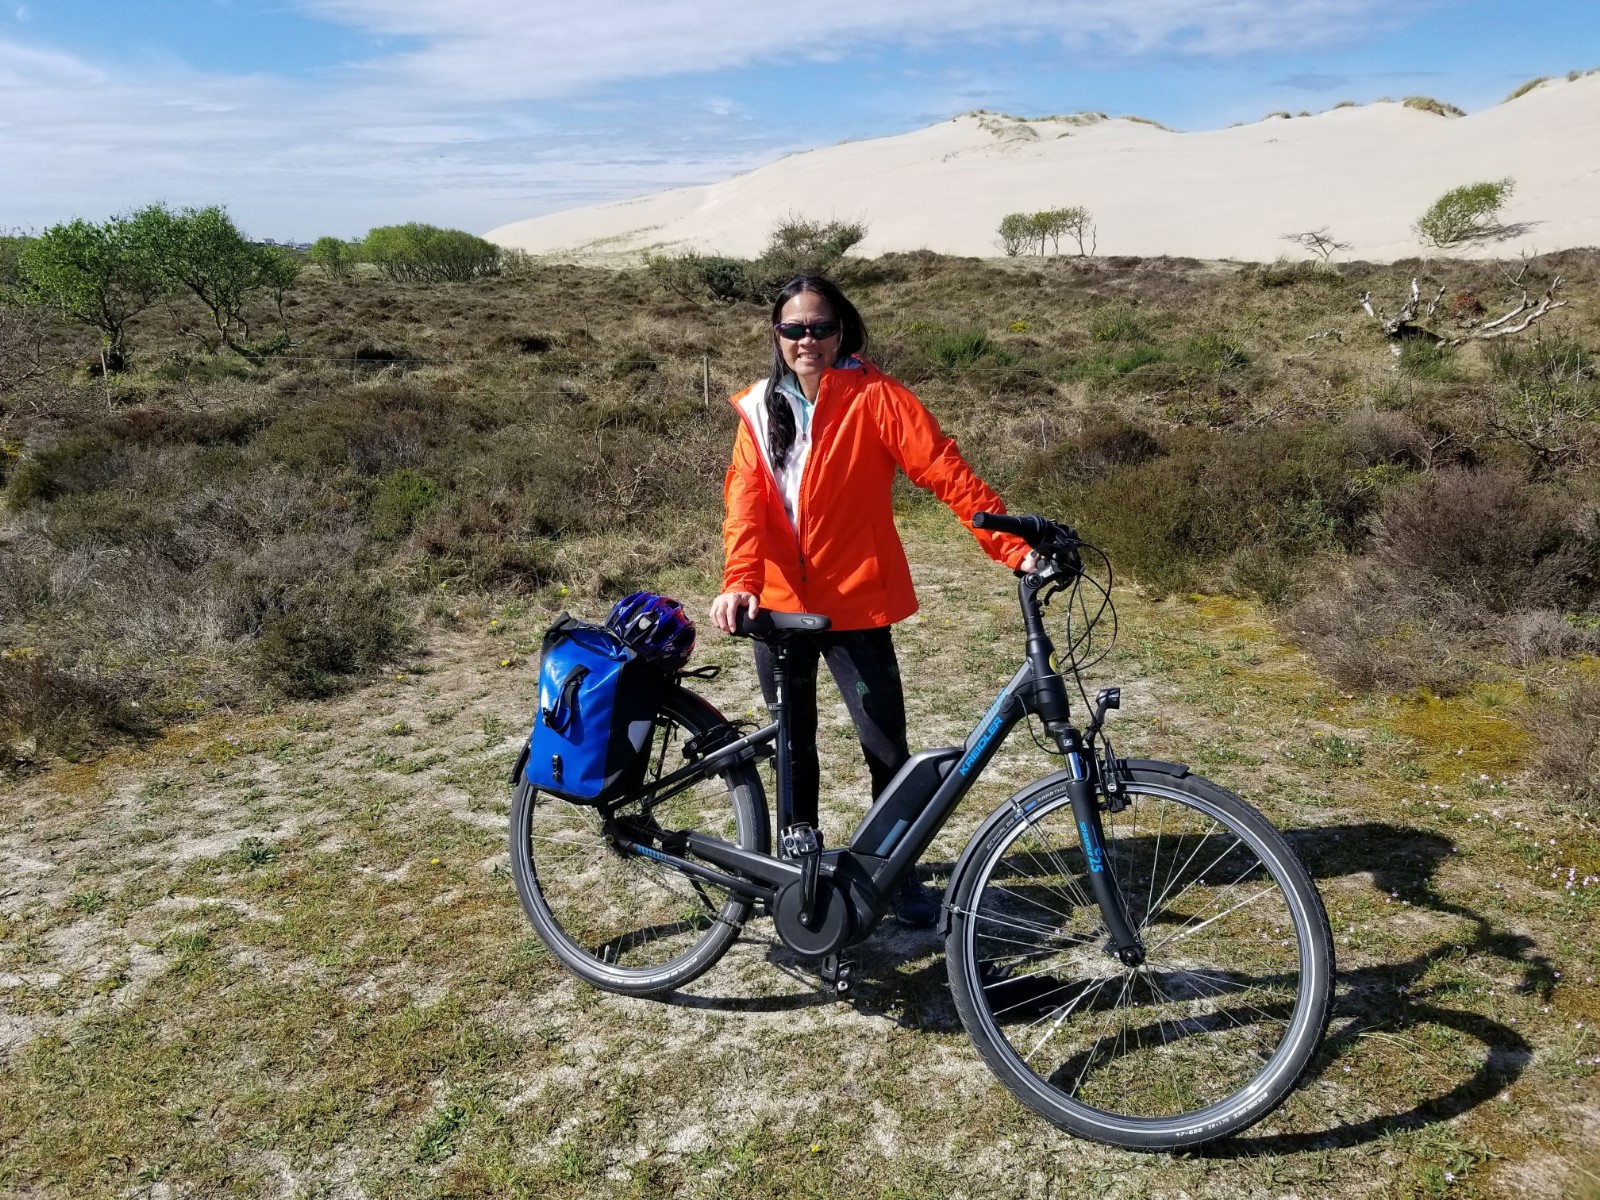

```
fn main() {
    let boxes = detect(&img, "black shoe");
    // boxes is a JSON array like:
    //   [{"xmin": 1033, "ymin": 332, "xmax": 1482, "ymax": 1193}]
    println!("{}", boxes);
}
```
[{"xmin": 891, "ymin": 873, "xmax": 940, "ymax": 929}]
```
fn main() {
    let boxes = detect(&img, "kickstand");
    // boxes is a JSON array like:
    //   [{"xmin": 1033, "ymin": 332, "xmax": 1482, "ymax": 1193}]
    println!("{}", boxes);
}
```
[{"xmin": 820, "ymin": 953, "xmax": 855, "ymax": 999}]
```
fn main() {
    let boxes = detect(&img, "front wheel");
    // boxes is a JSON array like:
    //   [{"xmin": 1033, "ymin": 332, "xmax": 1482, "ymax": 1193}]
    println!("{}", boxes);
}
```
[
  {"xmin": 509, "ymin": 686, "xmax": 769, "ymax": 996},
  {"xmin": 946, "ymin": 767, "xmax": 1333, "ymax": 1150}
]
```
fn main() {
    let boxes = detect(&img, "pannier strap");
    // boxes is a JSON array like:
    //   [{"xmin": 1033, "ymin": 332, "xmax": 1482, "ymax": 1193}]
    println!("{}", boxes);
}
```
[{"xmin": 542, "ymin": 665, "xmax": 590, "ymax": 734}]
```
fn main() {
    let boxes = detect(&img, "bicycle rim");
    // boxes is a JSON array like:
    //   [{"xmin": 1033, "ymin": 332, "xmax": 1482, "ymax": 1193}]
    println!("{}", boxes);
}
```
[
  {"xmin": 510, "ymin": 690, "xmax": 763, "ymax": 994},
  {"xmin": 951, "ymin": 776, "xmax": 1332, "ymax": 1148}
]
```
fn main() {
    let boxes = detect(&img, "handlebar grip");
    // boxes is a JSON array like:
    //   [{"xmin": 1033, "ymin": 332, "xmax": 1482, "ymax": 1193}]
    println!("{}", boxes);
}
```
[{"xmin": 973, "ymin": 511, "xmax": 1052, "ymax": 544}]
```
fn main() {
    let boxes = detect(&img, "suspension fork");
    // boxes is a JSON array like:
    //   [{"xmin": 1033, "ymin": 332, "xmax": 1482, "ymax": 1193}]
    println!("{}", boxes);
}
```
[{"xmin": 1055, "ymin": 728, "xmax": 1146, "ymax": 968}]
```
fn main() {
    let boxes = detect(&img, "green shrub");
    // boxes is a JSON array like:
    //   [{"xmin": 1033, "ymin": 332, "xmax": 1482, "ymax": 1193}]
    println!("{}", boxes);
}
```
[
  {"xmin": 760, "ymin": 215, "xmax": 866, "ymax": 279},
  {"xmin": 251, "ymin": 580, "xmax": 413, "ymax": 698},
  {"xmin": 997, "ymin": 213, "xmax": 1034, "ymax": 257},
  {"xmin": 1183, "ymin": 332, "xmax": 1250, "ymax": 372},
  {"xmin": 361, "ymin": 224, "xmax": 502, "ymax": 283},
  {"xmin": 1415, "ymin": 178, "xmax": 1515, "ymax": 247},
  {"xmin": 128, "ymin": 203, "xmax": 299, "ymax": 354},
  {"xmin": 644, "ymin": 251, "xmax": 755, "ymax": 304},
  {"xmin": 370, "ymin": 469, "xmax": 442, "ymax": 540},
  {"xmin": 308, "ymin": 236, "xmax": 357, "ymax": 279},
  {"xmin": 924, "ymin": 329, "xmax": 991, "ymax": 368},
  {"xmin": 1504, "ymin": 76, "xmax": 1549, "ymax": 102},
  {"xmin": 1090, "ymin": 306, "xmax": 1150, "ymax": 343},
  {"xmin": 1061, "ymin": 425, "xmax": 1368, "ymax": 594},
  {"xmin": 1402, "ymin": 96, "xmax": 1465, "ymax": 118}
]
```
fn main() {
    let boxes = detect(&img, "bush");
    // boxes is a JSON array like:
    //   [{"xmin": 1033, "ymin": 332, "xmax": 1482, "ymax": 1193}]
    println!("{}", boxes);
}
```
[
  {"xmin": 997, "ymin": 212, "xmax": 1033, "ymax": 257},
  {"xmin": 361, "ymin": 224, "xmax": 502, "ymax": 283},
  {"xmin": 1530, "ymin": 675, "xmax": 1600, "ymax": 806},
  {"xmin": 251, "ymin": 579, "xmax": 413, "ymax": 698},
  {"xmin": 1504, "ymin": 77, "xmax": 1549, "ymax": 103},
  {"xmin": 643, "ymin": 216, "xmax": 868, "ymax": 305},
  {"xmin": 0, "ymin": 653, "xmax": 150, "ymax": 761},
  {"xmin": 370, "ymin": 468, "xmax": 442, "ymax": 540},
  {"xmin": 1369, "ymin": 467, "xmax": 1598, "ymax": 614},
  {"xmin": 644, "ymin": 251, "xmax": 755, "ymax": 304},
  {"xmin": 761, "ymin": 215, "xmax": 866, "ymax": 279},
  {"xmin": 1402, "ymin": 96, "xmax": 1465, "ymax": 118},
  {"xmin": 309, "ymin": 236, "xmax": 357, "ymax": 279},
  {"xmin": 1415, "ymin": 178, "xmax": 1515, "ymax": 247},
  {"xmin": 1058, "ymin": 424, "xmax": 1368, "ymax": 594}
]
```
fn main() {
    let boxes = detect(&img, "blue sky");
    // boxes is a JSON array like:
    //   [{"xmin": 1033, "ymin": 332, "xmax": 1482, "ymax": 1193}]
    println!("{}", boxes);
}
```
[{"xmin": 1, "ymin": 1, "xmax": 1595, "ymax": 240}]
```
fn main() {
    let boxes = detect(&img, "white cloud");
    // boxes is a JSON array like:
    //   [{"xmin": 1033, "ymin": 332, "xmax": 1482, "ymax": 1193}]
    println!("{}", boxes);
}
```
[
  {"xmin": 297, "ymin": 0, "xmax": 1427, "ymax": 101},
  {"xmin": 0, "ymin": 0, "xmax": 1451, "ymax": 234}
]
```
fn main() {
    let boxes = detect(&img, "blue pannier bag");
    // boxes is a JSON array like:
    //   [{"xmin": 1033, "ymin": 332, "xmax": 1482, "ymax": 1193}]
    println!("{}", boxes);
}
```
[{"xmin": 521, "ymin": 614, "xmax": 663, "ymax": 804}]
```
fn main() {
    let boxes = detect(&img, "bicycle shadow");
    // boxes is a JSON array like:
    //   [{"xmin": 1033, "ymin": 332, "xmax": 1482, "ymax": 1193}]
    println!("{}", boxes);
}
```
[{"xmin": 670, "ymin": 821, "xmax": 1548, "ymax": 1153}]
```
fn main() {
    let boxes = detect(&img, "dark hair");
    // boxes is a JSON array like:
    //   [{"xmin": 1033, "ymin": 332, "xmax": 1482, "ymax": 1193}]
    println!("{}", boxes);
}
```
[{"xmin": 764, "ymin": 275, "xmax": 868, "ymax": 472}]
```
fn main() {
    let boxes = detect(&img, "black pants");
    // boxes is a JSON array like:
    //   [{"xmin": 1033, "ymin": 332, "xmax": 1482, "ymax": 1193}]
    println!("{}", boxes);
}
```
[{"xmin": 754, "ymin": 626, "xmax": 911, "ymax": 830}]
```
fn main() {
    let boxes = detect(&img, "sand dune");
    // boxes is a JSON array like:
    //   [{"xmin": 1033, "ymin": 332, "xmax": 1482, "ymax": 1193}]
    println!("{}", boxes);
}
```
[{"xmin": 487, "ymin": 75, "xmax": 1600, "ymax": 264}]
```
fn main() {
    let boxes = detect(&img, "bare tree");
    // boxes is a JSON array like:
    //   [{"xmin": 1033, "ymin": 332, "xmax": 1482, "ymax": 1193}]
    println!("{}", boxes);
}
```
[
  {"xmin": 1360, "ymin": 261, "xmax": 1567, "ymax": 351},
  {"xmin": 0, "ymin": 303, "xmax": 54, "ymax": 397},
  {"xmin": 1282, "ymin": 228, "xmax": 1351, "ymax": 265}
]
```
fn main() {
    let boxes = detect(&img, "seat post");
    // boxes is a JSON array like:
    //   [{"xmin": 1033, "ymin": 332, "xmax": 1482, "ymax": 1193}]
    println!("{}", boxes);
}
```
[{"xmin": 767, "ymin": 637, "xmax": 796, "ymax": 836}]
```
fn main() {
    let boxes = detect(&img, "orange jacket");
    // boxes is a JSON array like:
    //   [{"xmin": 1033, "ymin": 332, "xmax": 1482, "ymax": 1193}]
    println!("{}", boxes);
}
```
[{"xmin": 721, "ymin": 360, "xmax": 1029, "ymax": 630}]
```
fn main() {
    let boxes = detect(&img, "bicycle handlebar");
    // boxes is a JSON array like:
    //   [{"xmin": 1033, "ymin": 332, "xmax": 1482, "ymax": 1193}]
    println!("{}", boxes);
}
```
[
  {"xmin": 974, "ymin": 511, "xmax": 1082, "ymax": 573},
  {"xmin": 973, "ymin": 511, "xmax": 1053, "ymax": 543}
]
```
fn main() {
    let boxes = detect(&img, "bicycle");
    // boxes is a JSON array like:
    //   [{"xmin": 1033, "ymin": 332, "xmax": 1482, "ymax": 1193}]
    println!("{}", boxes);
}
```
[{"xmin": 508, "ymin": 513, "xmax": 1335, "ymax": 1150}]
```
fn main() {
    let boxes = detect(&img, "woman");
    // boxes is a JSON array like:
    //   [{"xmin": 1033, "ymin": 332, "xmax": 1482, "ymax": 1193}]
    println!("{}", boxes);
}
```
[{"xmin": 709, "ymin": 275, "xmax": 1033, "ymax": 927}]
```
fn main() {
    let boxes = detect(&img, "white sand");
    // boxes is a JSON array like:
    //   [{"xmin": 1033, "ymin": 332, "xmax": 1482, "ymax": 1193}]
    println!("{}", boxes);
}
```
[{"xmin": 487, "ymin": 75, "xmax": 1600, "ymax": 264}]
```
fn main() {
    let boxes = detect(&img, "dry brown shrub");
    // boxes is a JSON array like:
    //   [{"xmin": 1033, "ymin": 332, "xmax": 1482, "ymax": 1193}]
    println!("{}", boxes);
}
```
[
  {"xmin": 0, "ymin": 653, "xmax": 151, "ymax": 759},
  {"xmin": 1370, "ymin": 467, "xmax": 1598, "ymax": 614},
  {"xmin": 1529, "ymin": 675, "xmax": 1600, "ymax": 806}
]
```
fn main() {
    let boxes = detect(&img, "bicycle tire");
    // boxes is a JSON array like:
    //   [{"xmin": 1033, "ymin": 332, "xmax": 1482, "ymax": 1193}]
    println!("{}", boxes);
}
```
[
  {"xmin": 946, "ymin": 766, "xmax": 1333, "ymax": 1149},
  {"xmin": 509, "ymin": 686, "xmax": 770, "ymax": 996}
]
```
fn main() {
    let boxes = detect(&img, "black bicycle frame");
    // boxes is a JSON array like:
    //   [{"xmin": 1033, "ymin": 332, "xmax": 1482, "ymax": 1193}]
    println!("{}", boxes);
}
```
[{"xmin": 610, "ymin": 572, "xmax": 1146, "ymax": 961}]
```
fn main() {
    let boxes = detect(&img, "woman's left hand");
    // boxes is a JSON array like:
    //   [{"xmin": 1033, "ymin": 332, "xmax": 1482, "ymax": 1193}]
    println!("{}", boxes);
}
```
[{"xmin": 1020, "ymin": 551, "xmax": 1042, "ymax": 574}]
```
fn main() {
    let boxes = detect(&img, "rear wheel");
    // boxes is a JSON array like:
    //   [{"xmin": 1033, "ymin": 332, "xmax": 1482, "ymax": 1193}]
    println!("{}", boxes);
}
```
[
  {"xmin": 510, "ymin": 687, "xmax": 769, "ymax": 995},
  {"xmin": 946, "ymin": 767, "xmax": 1333, "ymax": 1149}
]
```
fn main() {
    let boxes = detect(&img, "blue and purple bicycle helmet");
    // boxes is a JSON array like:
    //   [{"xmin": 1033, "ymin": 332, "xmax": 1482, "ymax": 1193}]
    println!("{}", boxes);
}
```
[{"xmin": 606, "ymin": 592, "xmax": 696, "ymax": 671}]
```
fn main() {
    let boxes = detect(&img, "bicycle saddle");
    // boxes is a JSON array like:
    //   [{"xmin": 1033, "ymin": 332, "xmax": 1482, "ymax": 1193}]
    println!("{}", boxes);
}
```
[{"xmin": 732, "ymin": 610, "xmax": 832, "ymax": 638}]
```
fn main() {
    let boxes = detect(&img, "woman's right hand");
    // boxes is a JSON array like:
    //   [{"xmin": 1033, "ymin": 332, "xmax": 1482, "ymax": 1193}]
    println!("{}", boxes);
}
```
[{"xmin": 710, "ymin": 591, "xmax": 759, "ymax": 634}]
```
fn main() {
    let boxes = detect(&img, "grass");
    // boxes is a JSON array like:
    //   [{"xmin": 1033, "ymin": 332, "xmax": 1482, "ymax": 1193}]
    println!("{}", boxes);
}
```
[
  {"xmin": 1, "ymin": 514, "xmax": 1596, "ymax": 1197},
  {"xmin": 1, "ymin": 246, "xmax": 1598, "ymax": 1193}
]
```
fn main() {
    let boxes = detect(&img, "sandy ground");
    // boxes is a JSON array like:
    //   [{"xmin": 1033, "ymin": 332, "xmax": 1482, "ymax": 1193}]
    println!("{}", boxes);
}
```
[{"xmin": 488, "ymin": 74, "xmax": 1600, "ymax": 264}]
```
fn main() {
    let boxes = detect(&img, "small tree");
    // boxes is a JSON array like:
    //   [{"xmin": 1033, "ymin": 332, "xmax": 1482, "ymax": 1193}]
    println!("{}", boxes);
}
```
[
  {"xmin": 1052, "ymin": 205, "xmax": 1096, "ymax": 256},
  {"xmin": 1282, "ymin": 228, "xmax": 1351, "ymax": 265},
  {"xmin": 131, "ymin": 204, "xmax": 298, "ymax": 353},
  {"xmin": 997, "ymin": 212, "xmax": 1033, "ymax": 257},
  {"xmin": 1028, "ymin": 211, "xmax": 1059, "ymax": 255},
  {"xmin": 361, "ymin": 224, "xmax": 501, "ymax": 283},
  {"xmin": 1415, "ymin": 178, "xmax": 1515, "ymax": 247},
  {"xmin": 308, "ymin": 236, "xmax": 357, "ymax": 279},
  {"xmin": 16, "ymin": 215, "xmax": 164, "ymax": 370}
]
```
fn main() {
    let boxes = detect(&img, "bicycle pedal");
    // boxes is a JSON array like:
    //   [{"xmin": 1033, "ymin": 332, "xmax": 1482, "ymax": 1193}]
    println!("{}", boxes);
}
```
[{"xmin": 820, "ymin": 953, "xmax": 855, "ymax": 998}]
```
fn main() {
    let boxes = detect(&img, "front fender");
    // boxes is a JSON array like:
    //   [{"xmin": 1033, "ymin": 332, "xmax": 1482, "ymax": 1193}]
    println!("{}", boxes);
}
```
[{"xmin": 936, "ymin": 757, "xmax": 1190, "ymax": 936}]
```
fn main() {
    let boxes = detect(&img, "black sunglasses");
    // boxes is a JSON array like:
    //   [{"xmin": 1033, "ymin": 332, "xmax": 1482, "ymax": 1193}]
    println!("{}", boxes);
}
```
[{"xmin": 774, "ymin": 320, "xmax": 842, "ymax": 342}]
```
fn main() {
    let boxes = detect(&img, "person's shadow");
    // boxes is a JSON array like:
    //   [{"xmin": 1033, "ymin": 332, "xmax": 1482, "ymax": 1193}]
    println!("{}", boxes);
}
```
[{"xmin": 668, "ymin": 821, "xmax": 1543, "ymax": 1152}]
